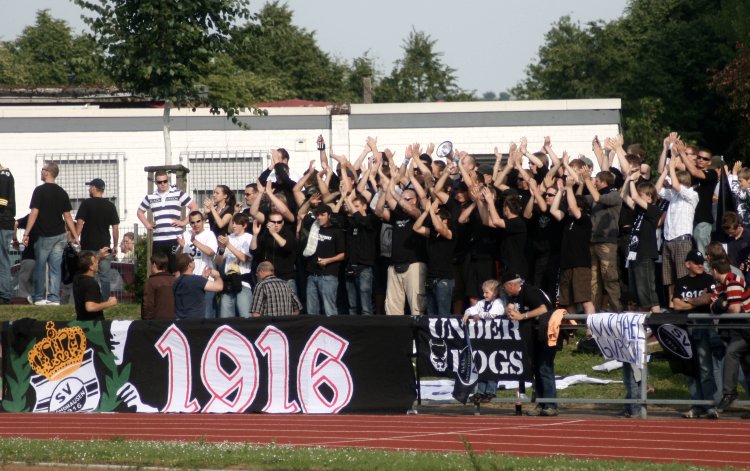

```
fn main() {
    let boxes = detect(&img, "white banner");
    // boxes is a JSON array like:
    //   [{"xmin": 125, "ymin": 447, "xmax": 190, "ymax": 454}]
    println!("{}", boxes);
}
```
[{"xmin": 587, "ymin": 312, "xmax": 647, "ymax": 368}]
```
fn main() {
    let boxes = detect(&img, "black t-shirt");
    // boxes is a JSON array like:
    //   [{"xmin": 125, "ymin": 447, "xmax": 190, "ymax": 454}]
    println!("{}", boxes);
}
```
[
  {"xmin": 306, "ymin": 225, "xmax": 345, "ymax": 276},
  {"xmin": 426, "ymin": 219, "xmax": 457, "ymax": 279},
  {"xmin": 29, "ymin": 183, "xmax": 72, "ymax": 237},
  {"xmin": 73, "ymin": 274, "xmax": 104, "ymax": 321},
  {"xmin": 692, "ymin": 169, "xmax": 718, "ymax": 225},
  {"xmin": 727, "ymin": 227, "xmax": 750, "ymax": 271},
  {"xmin": 445, "ymin": 198, "xmax": 472, "ymax": 263},
  {"xmin": 560, "ymin": 213, "xmax": 593, "ymax": 269},
  {"xmin": 673, "ymin": 273, "xmax": 716, "ymax": 314},
  {"xmin": 500, "ymin": 216, "xmax": 527, "ymax": 277},
  {"xmin": 208, "ymin": 206, "xmax": 233, "ymax": 237},
  {"xmin": 345, "ymin": 211, "xmax": 379, "ymax": 267},
  {"xmin": 508, "ymin": 284, "xmax": 553, "ymax": 313},
  {"xmin": 634, "ymin": 203, "xmax": 661, "ymax": 261},
  {"xmin": 389, "ymin": 207, "xmax": 427, "ymax": 265},
  {"xmin": 468, "ymin": 207, "xmax": 497, "ymax": 260},
  {"xmin": 76, "ymin": 197, "xmax": 120, "ymax": 251},
  {"xmin": 253, "ymin": 226, "xmax": 297, "ymax": 280},
  {"xmin": 528, "ymin": 207, "xmax": 563, "ymax": 254}
]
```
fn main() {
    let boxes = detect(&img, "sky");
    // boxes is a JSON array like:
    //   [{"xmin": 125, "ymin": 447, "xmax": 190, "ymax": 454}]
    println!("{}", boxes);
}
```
[{"xmin": 2, "ymin": 0, "xmax": 629, "ymax": 95}]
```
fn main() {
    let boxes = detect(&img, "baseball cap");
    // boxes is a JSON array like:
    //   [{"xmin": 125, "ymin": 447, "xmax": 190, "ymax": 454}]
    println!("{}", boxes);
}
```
[
  {"xmin": 685, "ymin": 249, "xmax": 705, "ymax": 265},
  {"xmin": 579, "ymin": 156, "xmax": 594, "ymax": 168},
  {"xmin": 85, "ymin": 178, "xmax": 105, "ymax": 190},
  {"xmin": 501, "ymin": 269, "xmax": 523, "ymax": 284}
]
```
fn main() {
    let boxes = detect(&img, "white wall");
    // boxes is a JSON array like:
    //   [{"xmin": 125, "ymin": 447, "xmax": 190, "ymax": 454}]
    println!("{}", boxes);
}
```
[{"xmin": 0, "ymin": 99, "xmax": 621, "ymax": 230}]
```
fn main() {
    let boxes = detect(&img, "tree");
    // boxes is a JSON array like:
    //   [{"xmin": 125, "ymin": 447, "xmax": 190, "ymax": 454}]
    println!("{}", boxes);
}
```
[
  {"xmin": 512, "ymin": 1, "xmax": 748, "ymax": 161},
  {"xmin": 2, "ymin": 10, "xmax": 108, "ymax": 87},
  {"xmin": 229, "ymin": 1, "xmax": 350, "ymax": 102},
  {"xmin": 711, "ymin": 36, "xmax": 750, "ymax": 159},
  {"xmin": 375, "ymin": 29, "xmax": 471, "ymax": 103},
  {"xmin": 73, "ymin": 0, "xmax": 260, "ymax": 164}
]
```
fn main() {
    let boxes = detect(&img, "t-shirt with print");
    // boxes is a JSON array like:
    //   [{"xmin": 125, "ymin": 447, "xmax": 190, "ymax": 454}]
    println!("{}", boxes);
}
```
[
  {"xmin": 224, "ymin": 232, "xmax": 253, "ymax": 287},
  {"xmin": 674, "ymin": 273, "xmax": 715, "ymax": 314},
  {"xmin": 306, "ymin": 225, "xmax": 345, "ymax": 276},
  {"xmin": 182, "ymin": 228, "xmax": 218, "ymax": 274}
]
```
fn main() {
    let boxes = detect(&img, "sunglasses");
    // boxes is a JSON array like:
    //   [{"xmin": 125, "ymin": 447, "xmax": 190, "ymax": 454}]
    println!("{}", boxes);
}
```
[
  {"xmin": 155, "ymin": 179, "xmax": 169, "ymax": 184},
  {"xmin": 189, "ymin": 220, "xmax": 203, "ymax": 225},
  {"xmin": 544, "ymin": 193, "xmax": 557, "ymax": 197},
  {"xmin": 244, "ymin": 192, "xmax": 254, "ymax": 196},
  {"xmin": 697, "ymin": 156, "xmax": 712, "ymax": 162},
  {"xmin": 269, "ymin": 220, "xmax": 283, "ymax": 224}
]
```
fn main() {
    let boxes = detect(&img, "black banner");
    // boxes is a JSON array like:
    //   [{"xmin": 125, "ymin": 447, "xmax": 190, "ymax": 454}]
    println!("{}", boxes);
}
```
[
  {"xmin": 1, "ymin": 316, "xmax": 416, "ymax": 414},
  {"xmin": 416, "ymin": 316, "xmax": 533, "ymax": 382}
]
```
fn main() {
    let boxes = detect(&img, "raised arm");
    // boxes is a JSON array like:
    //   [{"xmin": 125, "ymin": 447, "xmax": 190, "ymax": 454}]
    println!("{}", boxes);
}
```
[{"xmin": 549, "ymin": 179, "xmax": 565, "ymax": 221}]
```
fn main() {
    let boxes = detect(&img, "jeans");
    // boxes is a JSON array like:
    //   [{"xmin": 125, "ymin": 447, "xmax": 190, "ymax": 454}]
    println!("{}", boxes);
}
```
[
  {"xmin": 722, "ymin": 334, "xmax": 750, "ymax": 396},
  {"xmin": 623, "ymin": 362, "xmax": 642, "ymax": 416},
  {"xmin": 0, "ymin": 229, "xmax": 12, "ymax": 300},
  {"xmin": 205, "ymin": 291, "xmax": 217, "ymax": 319},
  {"xmin": 306, "ymin": 274, "xmax": 339, "ymax": 316},
  {"xmin": 33, "ymin": 233, "xmax": 66, "ymax": 303},
  {"xmin": 627, "ymin": 258, "xmax": 659, "ymax": 309},
  {"xmin": 18, "ymin": 259, "xmax": 35, "ymax": 300},
  {"xmin": 285, "ymin": 278, "xmax": 297, "ymax": 295},
  {"xmin": 693, "ymin": 222, "xmax": 712, "ymax": 270},
  {"xmin": 346, "ymin": 266, "xmax": 373, "ymax": 315},
  {"xmin": 426, "ymin": 278, "xmax": 455, "ymax": 315},
  {"xmin": 219, "ymin": 285, "xmax": 252, "ymax": 319},
  {"xmin": 687, "ymin": 327, "xmax": 720, "ymax": 410},
  {"xmin": 476, "ymin": 380, "xmax": 497, "ymax": 396},
  {"xmin": 533, "ymin": 341, "xmax": 557, "ymax": 410},
  {"xmin": 95, "ymin": 253, "xmax": 114, "ymax": 300}
]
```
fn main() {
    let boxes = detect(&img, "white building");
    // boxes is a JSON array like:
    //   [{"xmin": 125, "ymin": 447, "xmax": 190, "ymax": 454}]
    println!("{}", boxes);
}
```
[{"xmin": 0, "ymin": 98, "xmax": 621, "ymax": 230}]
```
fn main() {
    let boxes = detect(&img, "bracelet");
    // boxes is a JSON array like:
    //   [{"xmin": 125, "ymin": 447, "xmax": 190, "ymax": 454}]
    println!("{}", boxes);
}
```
[{"xmin": 524, "ymin": 313, "xmax": 528, "ymax": 320}]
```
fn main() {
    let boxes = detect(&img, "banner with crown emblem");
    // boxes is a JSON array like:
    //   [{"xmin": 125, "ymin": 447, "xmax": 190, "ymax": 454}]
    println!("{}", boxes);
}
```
[
  {"xmin": 415, "ymin": 317, "xmax": 533, "ymax": 382},
  {"xmin": 1, "ymin": 317, "xmax": 416, "ymax": 414}
]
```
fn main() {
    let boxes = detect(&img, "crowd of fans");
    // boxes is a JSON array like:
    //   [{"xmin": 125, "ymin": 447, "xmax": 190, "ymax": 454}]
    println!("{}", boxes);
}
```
[{"xmin": 10, "ymin": 130, "xmax": 750, "ymax": 418}]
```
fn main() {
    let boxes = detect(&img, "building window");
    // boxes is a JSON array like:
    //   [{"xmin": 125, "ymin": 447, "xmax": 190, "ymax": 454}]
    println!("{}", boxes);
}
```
[
  {"xmin": 180, "ymin": 150, "xmax": 268, "ymax": 206},
  {"xmin": 36, "ymin": 153, "xmax": 122, "ymax": 213}
]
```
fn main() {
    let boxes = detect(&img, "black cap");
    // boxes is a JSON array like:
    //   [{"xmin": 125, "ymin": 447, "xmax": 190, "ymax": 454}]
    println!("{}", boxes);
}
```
[
  {"xmin": 501, "ymin": 269, "xmax": 523, "ymax": 284},
  {"xmin": 685, "ymin": 249, "xmax": 705, "ymax": 265},
  {"xmin": 85, "ymin": 178, "xmax": 105, "ymax": 190}
]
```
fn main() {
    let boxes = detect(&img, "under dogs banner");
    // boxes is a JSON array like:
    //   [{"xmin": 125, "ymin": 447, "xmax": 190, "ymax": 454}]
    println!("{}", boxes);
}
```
[
  {"xmin": 416, "ymin": 316, "xmax": 533, "ymax": 382},
  {"xmin": 1, "ymin": 317, "xmax": 416, "ymax": 414}
]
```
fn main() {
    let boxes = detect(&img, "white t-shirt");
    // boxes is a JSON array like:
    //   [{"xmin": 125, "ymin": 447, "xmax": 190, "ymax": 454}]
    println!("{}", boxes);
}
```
[
  {"xmin": 464, "ymin": 298, "xmax": 505, "ymax": 319},
  {"xmin": 224, "ymin": 232, "xmax": 253, "ymax": 288},
  {"xmin": 182, "ymin": 228, "xmax": 218, "ymax": 274}
]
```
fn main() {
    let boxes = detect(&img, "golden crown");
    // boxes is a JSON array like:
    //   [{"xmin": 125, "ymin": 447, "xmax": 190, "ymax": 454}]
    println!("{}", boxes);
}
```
[{"xmin": 28, "ymin": 321, "xmax": 86, "ymax": 381}]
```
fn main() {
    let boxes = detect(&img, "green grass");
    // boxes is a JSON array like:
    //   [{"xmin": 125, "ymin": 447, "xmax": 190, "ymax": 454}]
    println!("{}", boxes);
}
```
[
  {"xmin": 0, "ymin": 438, "xmax": 729, "ymax": 470},
  {"xmin": 0, "ymin": 306, "xmax": 736, "ymax": 470}
]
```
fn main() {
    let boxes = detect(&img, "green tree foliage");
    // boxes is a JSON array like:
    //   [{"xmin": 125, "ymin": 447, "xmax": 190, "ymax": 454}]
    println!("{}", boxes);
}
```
[
  {"xmin": 73, "ymin": 0, "xmax": 263, "ymax": 162},
  {"xmin": 0, "ymin": 10, "xmax": 108, "ymax": 86},
  {"xmin": 513, "ymin": 0, "xmax": 750, "ymax": 160},
  {"xmin": 229, "ymin": 1, "xmax": 351, "ymax": 102},
  {"xmin": 375, "ymin": 30, "xmax": 471, "ymax": 103}
]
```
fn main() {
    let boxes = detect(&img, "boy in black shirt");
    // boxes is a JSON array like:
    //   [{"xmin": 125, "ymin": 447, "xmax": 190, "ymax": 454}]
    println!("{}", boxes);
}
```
[
  {"xmin": 673, "ymin": 250, "xmax": 720, "ymax": 419},
  {"xmin": 73, "ymin": 251, "xmax": 118, "ymax": 321},
  {"xmin": 304, "ymin": 205, "xmax": 345, "ymax": 316}
]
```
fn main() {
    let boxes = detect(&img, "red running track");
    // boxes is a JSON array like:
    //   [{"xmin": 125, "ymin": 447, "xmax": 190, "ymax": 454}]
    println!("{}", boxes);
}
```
[{"xmin": 1, "ymin": 413, "xmax": 749, "ymax": 468}]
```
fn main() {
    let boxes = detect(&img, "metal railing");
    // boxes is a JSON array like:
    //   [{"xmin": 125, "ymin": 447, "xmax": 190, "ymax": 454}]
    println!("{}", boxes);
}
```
[{"xmin": 418, "ymin": 312, "xmax": 750, "ymax": 418}]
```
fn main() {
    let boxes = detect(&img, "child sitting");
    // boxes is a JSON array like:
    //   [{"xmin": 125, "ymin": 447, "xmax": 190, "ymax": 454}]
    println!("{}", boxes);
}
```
[{"xmin": 463, "ymin": 279, "xmax": 505, "ymax": 404}]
